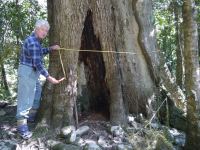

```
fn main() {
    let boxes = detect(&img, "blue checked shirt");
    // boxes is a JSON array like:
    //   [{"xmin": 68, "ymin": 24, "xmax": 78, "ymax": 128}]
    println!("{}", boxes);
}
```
[{"xmin": 19, "ymin": 33, "xmax": 51, "ymax": 77}]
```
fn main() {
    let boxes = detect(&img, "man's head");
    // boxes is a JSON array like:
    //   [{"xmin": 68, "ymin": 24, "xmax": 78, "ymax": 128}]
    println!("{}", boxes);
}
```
[{"xmin": 34, "ymin": 20, "xmax": 50, "ymax": 39}]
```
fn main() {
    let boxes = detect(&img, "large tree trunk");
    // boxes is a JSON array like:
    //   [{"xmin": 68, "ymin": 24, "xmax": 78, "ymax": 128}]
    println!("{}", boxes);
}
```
[
  {"xmin": 183, "ymin": 0, "xmax": 200, "ymax": 149},
  {"xmin": 38, "ymin": 0, "xmax": 159, "ymax": 129}
]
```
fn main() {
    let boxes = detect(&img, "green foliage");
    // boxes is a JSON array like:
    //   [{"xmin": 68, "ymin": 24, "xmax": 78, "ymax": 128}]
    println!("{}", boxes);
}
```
[
  {"xmin": 153, "ymin": 0, "xmax": 183, "ymax": 73},
  {"xmin": 32, "ymin": 126, "xmax": 49, "ymax": 138},
  {"xmin": 0, "ymin": 0, "xmax": 47, "ymax": 66},
  {"xmin": 0, "ymin": 0, "xmax": 47, "ymax": 101},
  {"xmin": 154, "ymin": 0, "xmax": 200, "ymax": 68},
  {"xmin": 127, "ymin": 128, "xmax": 174, "ymax": 150},
  {"xmin": 196, "ymin": 0, "xmax": 200, "ymax": 60},
  {"xmin": 196, "ymin": 1, "xmax": 200, "ymax": 24},
  {"xmin": 0, "ymin": 88, "xmax": 11, "ymax": 101},
  {"xmin": 155, "ymin": 133, "xmax": 174, "ymax": 150}
]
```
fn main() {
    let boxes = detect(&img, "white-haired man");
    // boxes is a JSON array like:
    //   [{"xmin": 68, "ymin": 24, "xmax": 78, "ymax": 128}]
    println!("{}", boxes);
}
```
[{"xmin": 16, "ymin": 19, "xmax": 64, "ymax": 139}]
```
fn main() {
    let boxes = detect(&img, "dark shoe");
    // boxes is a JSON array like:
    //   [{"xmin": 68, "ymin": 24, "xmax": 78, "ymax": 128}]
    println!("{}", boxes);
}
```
[{"xmin": 17, "ymin": 124, "xmax": 32, "ymax": 139}]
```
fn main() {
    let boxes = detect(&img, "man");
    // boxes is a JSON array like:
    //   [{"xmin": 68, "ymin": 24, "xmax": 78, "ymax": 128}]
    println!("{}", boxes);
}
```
[{"xmin": 16, "ymin": 19, "xmax": 64, "ymax": 139}]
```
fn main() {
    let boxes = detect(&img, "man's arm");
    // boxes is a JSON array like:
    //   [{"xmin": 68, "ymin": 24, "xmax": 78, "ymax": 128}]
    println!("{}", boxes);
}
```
[
  {"xmin": 28, "ymin": 43, "xmax": 49, "ymax": 77},
  {"xmin": 42, "ymin": 45, "xmax": 60, "ymax": 55},
  {"xmin": 29, "ymin": 42, "xmax": 64, "ymax": 84}
]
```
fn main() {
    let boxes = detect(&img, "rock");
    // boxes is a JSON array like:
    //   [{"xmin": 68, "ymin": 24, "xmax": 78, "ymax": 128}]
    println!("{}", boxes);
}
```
[
  {"xmin": 0, "ymin": 140, "xmax": 17, "ymax": 150},
  {"xmin": 127, "ymin": 115, "xmax": 139, "ymax": 129},
  {"xmin": 52, "ymin": 143, "xmax": 81, "ymax": 150},
  {"xmin": 46, "ymin": 140, "xmax": 61, "ymax": 147},
  {"xmin": 127, "ymin": 115, "xmax": 135, "ymax": 123},
  {"xmin": 74, "ymin": 137, "xmax": 85, "ymax": 147},
  {"xmin": 117, "ymin": 144, "xmax": 133, "ymax": 150},
  {"xmin": 61, "ymin": 126, "xmax": 76, "ymax": 138},
  {"xmin": 84, "ymin": 143, "xmax": 102, "ymax": 150},
  {"xmin": 162, "ymin": 126, "xmax": 174, "ymax": 142},
  {"xmin": 174, "ymin": 134, "xmax": 185, "ymax": 147},
  {"xmin": 60, "ymin": 126, "xmax": 77, "ymax": 144},
  {"xmin": 168, "ymin": 128, "xmax": 185, "ymax": 147},
  {"xmin": 128, "ymin": 115, "xmax": 136, "ymax": 127},
  {"xmin": 113, "ymin": 137, "xmax": 123, "ymax": 144},
  {"xmin": 76, "ymin": 126, "xmax": 90, "ymax": 136},
  {"xmin": 65, "ymin": 131, "xmax": 76, "ymax": 144},
  {"xmin": 98, "ymin": 136, "xmax": 111, "ymax": 149},
  {"xmin": 111, "ymin": 126, "xmax": 124, "ymax": 137}
]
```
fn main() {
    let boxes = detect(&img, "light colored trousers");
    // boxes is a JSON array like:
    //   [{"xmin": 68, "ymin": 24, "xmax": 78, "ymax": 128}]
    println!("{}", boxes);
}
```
[{"xmin": 16, "ymin": 64, "xmax": 42, "ymax": 119}]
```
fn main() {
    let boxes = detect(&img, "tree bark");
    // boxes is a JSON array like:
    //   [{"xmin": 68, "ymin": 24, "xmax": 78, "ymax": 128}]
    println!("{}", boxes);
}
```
[
  {"xmin": 173, "ymin": 1, "xmax": 184, "ymax": 89},
  {"xmin": 1, "ymin": 64, "xmax": 10, "ymax": 95},
  {"xmin": 38, "ymin": 0, "xmax": 159, "ymax": 129},
  {"xmin": 183, "ymin": 0, "xmax": 200, "ymax": 149}
]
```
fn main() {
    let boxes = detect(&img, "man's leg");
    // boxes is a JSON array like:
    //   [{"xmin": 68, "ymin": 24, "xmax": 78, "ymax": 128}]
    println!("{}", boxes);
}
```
[
  {"xmin": 16, "ymin": 65, "xmax": 37, "ymax": 139},
  {"xmin": 28, "ymin": 77, "xmax": 41, "ymax": 122},
  {"xmin": 33, "ymin": 78, "xmax": 42, "ymax": 109}
]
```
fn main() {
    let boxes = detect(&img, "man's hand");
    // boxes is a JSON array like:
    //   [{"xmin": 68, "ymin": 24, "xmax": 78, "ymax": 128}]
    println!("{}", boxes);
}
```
[
  {"xmin": 50, "ymin": 45, "xmax": 60, "ymax": 51},
  {"xmin": 47, "ymin": 76, "xmax": 65, "ymax": 84}
]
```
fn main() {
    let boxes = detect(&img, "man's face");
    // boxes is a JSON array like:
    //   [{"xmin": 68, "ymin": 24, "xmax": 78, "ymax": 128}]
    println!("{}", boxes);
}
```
[{"xmin": 35, "ymin": 26, "xmax": 49, "ymax": 39}]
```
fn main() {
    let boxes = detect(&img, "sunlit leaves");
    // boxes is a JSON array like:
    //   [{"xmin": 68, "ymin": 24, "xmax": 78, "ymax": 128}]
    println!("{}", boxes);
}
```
[
  {"xmin": 0, "ymin": 0, "xmax": 47, "ymax": 100},
  {"xmin": 153, "ymin": 0, "xmax": 183, "ymax": 73},
  {"xmin": 0, "ymin": 0, "xmax": 47, "ymax": 62}
]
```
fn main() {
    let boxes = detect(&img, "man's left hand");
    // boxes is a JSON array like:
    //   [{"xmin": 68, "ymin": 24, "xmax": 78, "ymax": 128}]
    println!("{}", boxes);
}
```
[{"xmin": 50, "ymin": 45, "xmax": 60, "ymax": 50}]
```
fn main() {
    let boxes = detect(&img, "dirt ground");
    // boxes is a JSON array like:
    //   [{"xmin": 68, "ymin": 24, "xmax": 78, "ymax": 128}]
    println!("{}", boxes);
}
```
[
  {"xmin": 0, "ymin": 103, "xmax": 32, "ymax": 142},
  {"xmin": 0, "ymin": 102, "xmax": 114, "ymax": 149}
]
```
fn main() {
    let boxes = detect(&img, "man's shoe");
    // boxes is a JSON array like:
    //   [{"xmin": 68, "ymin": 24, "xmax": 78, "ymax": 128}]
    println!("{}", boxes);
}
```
[
  {"xmin": 17, "ymin": 124, "xmax": 32, "ymax": 139},
  {"xmin": 17, "ymin": 119, "xmax": 32, "ymax": 139}
]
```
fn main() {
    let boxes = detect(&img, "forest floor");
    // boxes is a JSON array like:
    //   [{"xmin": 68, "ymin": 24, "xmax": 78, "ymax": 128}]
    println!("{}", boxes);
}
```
[
  {"xmin": 0, "ymin": 102, "xmax": 185, "ymax": 150},
  {"xmin": 0, "ymin": 103, "xmax": 29, "ymax": 148},
  {"xmin": 0, "ymin": 102, "xmax": 126, "ymax": 150}
]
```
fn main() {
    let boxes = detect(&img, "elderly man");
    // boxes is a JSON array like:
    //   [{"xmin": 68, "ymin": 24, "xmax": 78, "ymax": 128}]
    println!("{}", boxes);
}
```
[{"xmin": 16, "ymin": 19, "xmax": 64, "ymax": 139}]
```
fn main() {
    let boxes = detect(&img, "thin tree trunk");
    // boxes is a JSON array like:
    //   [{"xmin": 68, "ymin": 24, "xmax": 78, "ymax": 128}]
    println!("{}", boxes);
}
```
[
  {"xmin": 183, "ymin": 0, "xmax": 200, "ymax": 149},
  {"xmin": 1, "ymin": 64, "xmax": 10, "ymax": 95},
  {"xmin": 173, "ymin": 1, "xmax": 183, "ymax": 89}
]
